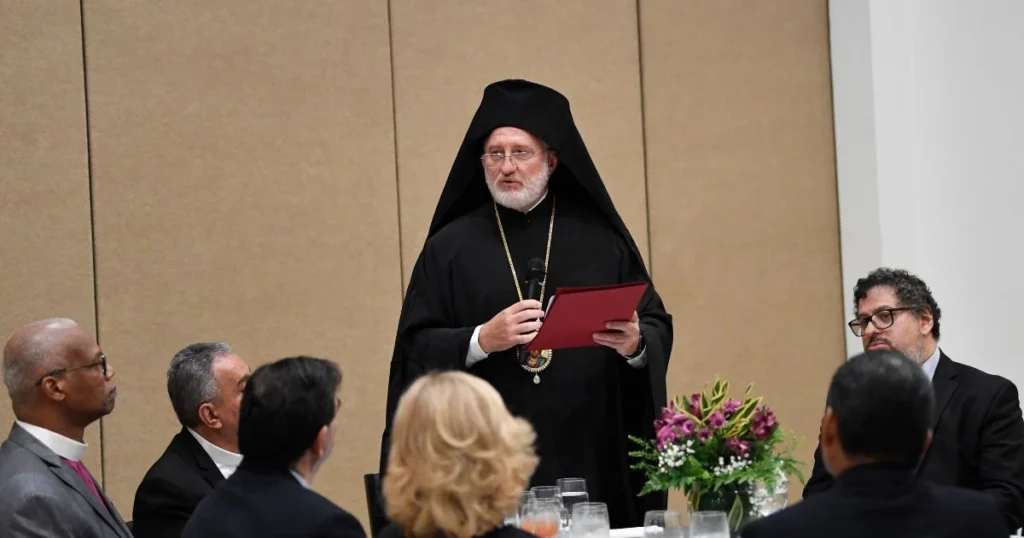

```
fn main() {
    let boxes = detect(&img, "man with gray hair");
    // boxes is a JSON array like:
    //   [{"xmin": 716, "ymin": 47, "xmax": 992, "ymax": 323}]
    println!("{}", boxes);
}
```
[
  {"xmin": 132, "ymin": 342, "xmax": 250, "ymax": 538},
  {"xmin": 0, "ymin": 318, "xmax": 132, "ymax": 537}
]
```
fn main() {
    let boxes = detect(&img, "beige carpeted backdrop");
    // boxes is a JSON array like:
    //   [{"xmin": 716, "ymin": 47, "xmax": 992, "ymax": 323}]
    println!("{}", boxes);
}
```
[{"xmin": 0, "ymin": 0, "xmax": 843, "ymax": 528}]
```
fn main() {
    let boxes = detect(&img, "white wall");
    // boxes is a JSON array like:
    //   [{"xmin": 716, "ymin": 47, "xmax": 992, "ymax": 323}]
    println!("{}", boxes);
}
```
[{"xmin": 830, "ymin": 0, "xmax": 1024, "ymax": 391}]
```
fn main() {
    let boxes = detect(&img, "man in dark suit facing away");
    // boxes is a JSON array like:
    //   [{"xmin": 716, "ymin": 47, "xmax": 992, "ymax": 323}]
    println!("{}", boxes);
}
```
[
  {"xmin": 743, "ymin": 350, "xmax": 1007, "ymax": 538},
  {"xmin": 133, "ymin": 342, "xmax": 251, "ymax": 537},
  {"xmin": 182, "ymin": 355, "xmax": 365, "ymax": 538},
  {"xmin": 803, "ymin": 268, "xmax": 1024, "ymax": 534}
]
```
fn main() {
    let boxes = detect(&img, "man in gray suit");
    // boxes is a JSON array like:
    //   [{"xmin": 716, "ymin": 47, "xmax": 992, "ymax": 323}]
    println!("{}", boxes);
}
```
[{"xmin": 0, "ymin": 318, "xmax": 133, "ymax": 537}]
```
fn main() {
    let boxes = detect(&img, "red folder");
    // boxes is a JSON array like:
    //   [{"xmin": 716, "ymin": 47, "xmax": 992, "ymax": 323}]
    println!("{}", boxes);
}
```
[{"xmin": 526, "ymin": 281, "xmax": 649, "ymax": 352}]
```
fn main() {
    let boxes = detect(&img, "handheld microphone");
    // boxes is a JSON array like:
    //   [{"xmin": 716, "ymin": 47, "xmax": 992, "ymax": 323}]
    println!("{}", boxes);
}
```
[{"xmin": 519, "ymin": 257, "xmax": 547, "ymax": 365}]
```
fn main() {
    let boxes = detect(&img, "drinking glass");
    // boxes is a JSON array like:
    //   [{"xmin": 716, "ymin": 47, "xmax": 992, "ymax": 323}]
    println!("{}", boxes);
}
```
[
  {"xmin": 521, "ymin": 498, "xmax": 562, "ymax": 538},
  {"xmin": 770, "ymin": 476, "xmax": 789, "ymax": 514},
  {"xmin": 571, "ymin": 502, "xmax": 610, "ymax": 538},
  {"xmin": 506, "ymin": 490, "xmax": 536, "ymax": 526},
  {"xmin": 530, "ymin": 486, "xmax": 566, "ymax": 528},
  {"xmin": 557, "ymin": 478, "xmax": 588, "ymax": 525},
  {"xmin": 531, "ymin": 486, "xmax": 563, "ymax": 504},
  {"xmin": 689, "ymin": 511, "xmax": 729, "ymax": 538},
  {"xmin": 643, "ymin": 510, "xmax": 685, "ymax": 538}
]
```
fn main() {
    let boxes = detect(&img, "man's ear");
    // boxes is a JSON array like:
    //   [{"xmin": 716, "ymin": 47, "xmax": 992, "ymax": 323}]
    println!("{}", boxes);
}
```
[
  {"xmin": 547, "ymin": 151, "xmax": 558, "ymax": 172},
  {"xmin": 918, "ymin": 309, "xmax": 935, "ymax": 336},
  {"xmin": 40, "ymin": 377, "xmax": 67, "ymax": 402},
  {"xmin": 821, "ymin": 407, "xmax": 838, "ymax": 445},
  {"xmin": 198, "ymin": 402, "xmax": 222, "ymax": 429}
]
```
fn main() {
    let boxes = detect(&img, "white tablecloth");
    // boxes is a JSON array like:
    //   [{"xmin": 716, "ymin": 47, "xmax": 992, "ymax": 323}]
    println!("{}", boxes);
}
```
[{"xmin": 610, "ymin": 526, "xmax": 1022, "ymax": 538}]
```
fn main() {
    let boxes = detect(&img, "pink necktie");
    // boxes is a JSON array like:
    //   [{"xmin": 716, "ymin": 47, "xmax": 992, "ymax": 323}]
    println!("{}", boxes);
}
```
[{"xmin": 64, "ymin": 458, "xmax": 106, "ymax": 509}]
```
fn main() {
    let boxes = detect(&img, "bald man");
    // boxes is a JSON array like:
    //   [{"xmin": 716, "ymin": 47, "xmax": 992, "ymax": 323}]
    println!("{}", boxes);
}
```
[{"xmin": 0, "ymin": 318, "xmax": 132, "ymax": 538}]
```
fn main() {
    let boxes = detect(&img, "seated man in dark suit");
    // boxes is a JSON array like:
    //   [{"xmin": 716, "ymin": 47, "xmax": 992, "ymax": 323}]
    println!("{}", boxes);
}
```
[
  {"xmin": 0, "ymin": 318, "xmax": 133, "ymax": 538},
  {"xmin": 182, "ymin": 355, "xmax": 366, "ymax": 538},
  {"xmin": 133, "ymin": 342, "xmax": 251, "ymax": 537},
  {"xmin": 743, "ymin": 350, "xmax": 1007, "ymax": 538},
  {"xmin": 803, "ymin": 268, "xmax": 1024, "ymax": 533}
]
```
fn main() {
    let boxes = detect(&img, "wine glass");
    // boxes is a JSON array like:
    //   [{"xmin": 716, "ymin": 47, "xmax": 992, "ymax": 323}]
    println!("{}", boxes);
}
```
[
  {"xmin": 521, "ymin": 498, "xmax": 562, "ymax": 538},
  {"xmin": 571, "ymin": 502, "xmax": 610, "ymax": 538},
  {"xmin": 557, "ymin": 478, "xmax": 588, "ymax": 525},
  {"xmin": 689, "ymin": 511, "xmax": 729, "ymax": 538},
  {"xmin": 643, "ymin": 510, "xmax": 685, "ymax": 538}
]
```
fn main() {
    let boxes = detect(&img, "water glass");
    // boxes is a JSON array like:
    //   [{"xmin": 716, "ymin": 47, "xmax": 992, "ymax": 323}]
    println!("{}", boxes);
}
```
[
  {"xmin": 521, "ymin": 498, "xmax": 562, "ymax": 538},
  {"xmin": 689, "ymin": 511, "xmax": 729, "ymax": 538},
  {"xmin": 531, "ymin": 486, "xmax": 566, "ymax": 528},
  {"xmin": 557, "ymin": 478, "xmax": 589, "ymax": 525},
  {"xmin": 531, "ymin": 486, "xmax": 563, "ymax": 504},
  {"xmin": 505, "ymin": 490, "xmax": 536, "ymax": 526},
  {"xmin": 571, "ymin": 502, "xmax": 610, "ymax": 538},
  {"xmin": 643, "ymin": 510, "xmax": 685, "ymax": 538}
]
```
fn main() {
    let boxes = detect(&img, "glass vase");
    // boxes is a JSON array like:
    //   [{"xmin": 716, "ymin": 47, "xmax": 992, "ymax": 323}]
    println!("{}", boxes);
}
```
[{"xmin": 687, "ymin": 485, "xmax": 754, "ymax": 537}]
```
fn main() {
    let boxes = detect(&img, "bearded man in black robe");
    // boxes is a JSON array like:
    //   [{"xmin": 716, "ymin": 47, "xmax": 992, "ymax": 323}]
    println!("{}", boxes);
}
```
[{"xmin": 380, "ymin": 79, "xmax": 673, "ymax": 527}]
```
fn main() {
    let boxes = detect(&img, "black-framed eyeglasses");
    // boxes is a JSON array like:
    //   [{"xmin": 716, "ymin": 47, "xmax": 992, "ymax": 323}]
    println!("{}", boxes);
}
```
[
  {"xmin": 480, "ymin": 149, "xmax": 546, "ymax": 168},
  {"xmin": 848, "ymin": 306, "xmax": 922, "ymax": 336},
  {"xmin": 35, "ymin": 355, "xmax": 108, "ymax": 386}
]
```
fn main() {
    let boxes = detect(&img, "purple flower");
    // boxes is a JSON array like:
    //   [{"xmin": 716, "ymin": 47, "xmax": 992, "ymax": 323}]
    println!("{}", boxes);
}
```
[
  {"xmin": 678, "ymin": 419, "xmax": 696, "ymax": 437},
  {"xmin": 748, "ymin": 406, "xmax": 778, "ymax": 440},
  {"xmin": 689, "ymin": 394, "xmax": 703, "ymax": 418},
  {"xmin": 722, "ymin": 399, "xmax": 741, "ymax": 418},
  {"xmin": 725, "ymin": 438, "xmax": 752, "ymax": 458},
  {"xmin": 707, "ymin": 410, "xmax": 727, "ymax": 430},
  {"xmin": 697, "ymin": 428, "xmax": 713, "ymax": 444},
  {"xmin": 656, "ymin": 426, "xmax": 678, "ymax": 450}
]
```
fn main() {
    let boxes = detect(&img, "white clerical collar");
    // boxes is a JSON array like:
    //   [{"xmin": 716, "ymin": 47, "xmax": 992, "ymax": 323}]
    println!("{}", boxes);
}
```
[
  {"xmin": 524, "ymin": 190, "xmax": 548, "ymax": 213},
  {"xmin": 921, "ymin": 346, "xmax": 941, "ymax": 382},
  {"xmin": 187, "ymin": 428, "xmax": 243, "ymax": 477},
  {"xmin": 16, "ymin": 420, "xmax": 88, "ymax": 462},
  {"xmin": 289, "ymin": 469, "xmax": 310, "ymax": 489}
]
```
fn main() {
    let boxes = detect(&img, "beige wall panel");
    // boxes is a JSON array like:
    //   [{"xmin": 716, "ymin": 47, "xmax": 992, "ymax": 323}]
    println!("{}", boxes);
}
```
[
  {"xmin": 0, "ymin": 2, "xmax": 102, "ymax": 475},
  {"xmin": 390, "ymin": 0, "xmax": 649, "ymax": 284},
  {"xmin": 640, "ymin": 0, "xmax": 843, "ymax": 509},
  {"xmin": 83, "ymin": 1, "xmax": 400, "ymax": 522}
]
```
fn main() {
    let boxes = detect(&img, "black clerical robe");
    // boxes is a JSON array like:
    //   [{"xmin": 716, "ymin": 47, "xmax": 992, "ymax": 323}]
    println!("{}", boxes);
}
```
[{"xmin": 386, "ymin": 182, "xmax": 671, "ymax": 528}]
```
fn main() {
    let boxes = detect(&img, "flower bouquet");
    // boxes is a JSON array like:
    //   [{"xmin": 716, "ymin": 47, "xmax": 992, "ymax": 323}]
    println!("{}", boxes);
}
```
[{"xmin": 629, "ymin": 379, "xmax": 803, "ymax": 535}]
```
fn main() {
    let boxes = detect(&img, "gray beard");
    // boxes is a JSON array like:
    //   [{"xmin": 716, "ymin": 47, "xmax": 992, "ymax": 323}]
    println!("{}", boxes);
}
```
[{"xmin": 486, "ymin": 162, "xmax": 550, "ymax": 212}]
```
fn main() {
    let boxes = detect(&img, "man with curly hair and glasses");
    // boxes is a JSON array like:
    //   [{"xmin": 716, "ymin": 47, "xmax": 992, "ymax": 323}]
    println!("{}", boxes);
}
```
[{"xmin": 803, "ymin": 268, "xmax": 1024, "ymax": 534}]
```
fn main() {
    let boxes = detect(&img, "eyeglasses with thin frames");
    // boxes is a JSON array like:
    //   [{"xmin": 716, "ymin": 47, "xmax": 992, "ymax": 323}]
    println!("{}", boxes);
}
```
[
  {"xmin": 848, "ymin": 306, "xmax": 922, "ymax": 336},
  {"xmin": 35, "ymin": 354, "xmax": 108, "ymax": 386},
  {"xmin": 480, "ymin": 149, "xmax": 546, "ymax": 168}
]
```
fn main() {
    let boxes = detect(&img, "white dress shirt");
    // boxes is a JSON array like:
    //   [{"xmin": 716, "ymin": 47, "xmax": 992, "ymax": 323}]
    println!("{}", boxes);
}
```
[
  {"xmin": 290, "ymin": 469, "xmax": 310, "ymax": 489},
  {"xmin": 921, "ymin": 346, "xmax": 941, "ymax": 382},
  {"xmin": 187, "ymin": 428, "xmax": 243, "ymax": 478},
  {"xmin": 16, "ymin": 421, "xmax": 88, "ymax": 462}
]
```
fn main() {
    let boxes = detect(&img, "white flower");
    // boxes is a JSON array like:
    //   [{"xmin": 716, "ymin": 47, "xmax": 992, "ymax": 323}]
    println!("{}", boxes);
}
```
[
  {"xmin": 711, "ymin": 454, "xmax": 750, "ymax": 477},
  {"xmin": 657, "ymin": 439, "xmax": 695, "ymax": 472}
]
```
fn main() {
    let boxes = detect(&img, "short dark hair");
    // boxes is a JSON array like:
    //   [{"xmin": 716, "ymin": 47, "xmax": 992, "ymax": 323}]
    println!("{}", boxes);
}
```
[
  {"xmin": 826, "ymin": 350, "xmax": 934, "ymax": 466},
  {"xmin": 167, "ymin": 342, "xmax": 232, "ymax": 428},
  {"xmin": 238, "ymin": 356, "xmax": 341, "ymax": 466},
  {"xmin": 853, "ymin": 268, "xmax": 942, "ymax": 339}
]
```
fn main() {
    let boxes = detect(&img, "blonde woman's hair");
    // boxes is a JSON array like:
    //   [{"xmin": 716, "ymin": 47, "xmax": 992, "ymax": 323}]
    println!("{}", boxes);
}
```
[{"xmin": 383, "ymin": 371, "xmax": 539, "ymax": 538}]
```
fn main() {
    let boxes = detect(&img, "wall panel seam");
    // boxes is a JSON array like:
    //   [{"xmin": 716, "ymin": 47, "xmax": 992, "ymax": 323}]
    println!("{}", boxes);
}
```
[
  {"xmin": 78, "ymin": 0, "xmax": 105, "ymax": 486},
  {"xmin": 635, "ymin": 0, "xmax": 655, "ymax": 278}
]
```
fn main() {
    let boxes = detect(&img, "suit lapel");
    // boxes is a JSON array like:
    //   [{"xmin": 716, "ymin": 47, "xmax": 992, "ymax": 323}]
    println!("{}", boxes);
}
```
[
  {"xmin": 50, "ymin": 462, "xmax": 127, "ymax": 534},
  {"xmin": 8, "ymin": 424, "xmax": 127, "ymax": 536},
  {"xmin": 917, "ymin": 353, "xmax": 958, "ymax": 474},
  {"xmin": 173, "ymin": 428, "xmax": 226, "ymax": 488}
]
